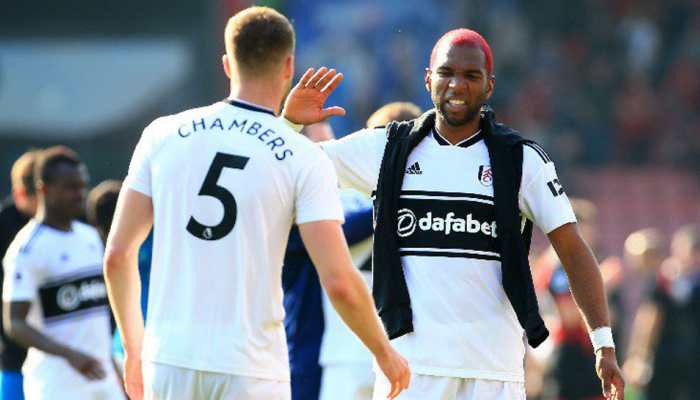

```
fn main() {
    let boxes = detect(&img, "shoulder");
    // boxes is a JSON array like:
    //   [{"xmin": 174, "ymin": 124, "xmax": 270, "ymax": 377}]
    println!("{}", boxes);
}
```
[
  {"xmin": 487, "ymin": 122, "xmax": 548, "ymax": 162},
  {"xmin": 385, "ymin": 119, "xmax": 414, "ymax": 140},
  {"xmin": 5, "ymin": 221, "xmax": 44, "ymax": 261},
  {"xmin": 521, "ymin": 140, "xmax": 553, "ymax": 166},
  {"xmin": 72, "ymin": 221, "xmax": 102, "ymax": 242},
  {"xmin": 489, "ymin": 122, "xmax": 525, "ymax": 145},
  {"xmin": 142, "ymin": 103, "xmax": 228, "ymax": 141},
  {"xmin": 518, "ymin": 140, "xmax": 556, "ymax": 186}
]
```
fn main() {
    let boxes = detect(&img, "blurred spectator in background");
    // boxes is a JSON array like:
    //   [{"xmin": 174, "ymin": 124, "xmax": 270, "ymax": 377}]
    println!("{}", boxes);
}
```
[
  {"xmin": 86, "ymin": 180, "xmax": 122, "ymax": 244},
  {"xmin": 318, "ymin": 102, "xmax": 421, "ymax": 400},
  {"xmin": 624, "ymin": 224, "xmax": 700, "ymax": 400},
  {"xmin": 616, "ymin": 228, "xmax": 663, "ymax": 353},
  {"xmin": 2, "ymin": 146, "xmax": 123, "ymax": 399},
  {"xmin": 366, "ymin": 102, "xmax": 422, "ymax": 128},
  {"xmin": 533, "ymin": 199, "xmax": 622, "ymax": 400},
  {"xmin": 0, "ymin": 150, "xmax": 40, "ymax": 400}
]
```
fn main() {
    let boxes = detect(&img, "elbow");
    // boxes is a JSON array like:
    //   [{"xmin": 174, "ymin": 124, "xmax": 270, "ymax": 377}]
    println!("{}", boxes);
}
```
[
  {"xmin": 323, "ymin": 275, "xmax": 356, "ymax": 304},
  {"xmin": 103, "ymin": 245, "xmax": 130, "ymax": 277}
]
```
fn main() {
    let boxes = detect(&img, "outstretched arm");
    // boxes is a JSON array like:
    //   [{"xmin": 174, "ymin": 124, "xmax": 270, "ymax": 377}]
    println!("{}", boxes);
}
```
[
  {"xmin": 548, "ymin": 223, "xmax": 625, "ymax": 400},
  {"xmin": 299, "ymin": 220, "xmax": 409, "ymax": 399}
]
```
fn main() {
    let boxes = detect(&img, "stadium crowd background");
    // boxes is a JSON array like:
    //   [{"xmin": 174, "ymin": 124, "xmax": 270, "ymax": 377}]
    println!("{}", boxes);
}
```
[{"xmin": 0, "ymin": 0, "xmax": 698, "ymax": 399}]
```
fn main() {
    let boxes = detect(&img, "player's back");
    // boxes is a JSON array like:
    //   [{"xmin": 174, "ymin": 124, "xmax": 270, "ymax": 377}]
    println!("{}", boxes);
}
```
[{"xmin": 125, "ymin": 99, "xmax": 342, "ymax": 381}]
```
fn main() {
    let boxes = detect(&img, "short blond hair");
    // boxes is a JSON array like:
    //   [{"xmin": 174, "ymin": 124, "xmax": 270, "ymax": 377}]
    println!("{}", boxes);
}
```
[
  {"xmin": 10, "ymin": 149, "xmax": 41, "ymax": 195},
  {"xmin": 224, "ymin": 7, "xmax": 295, "ymax": 77},
  {"xmin": 366, "ymin": 102, "xmax": 422, "ymax": 128}
]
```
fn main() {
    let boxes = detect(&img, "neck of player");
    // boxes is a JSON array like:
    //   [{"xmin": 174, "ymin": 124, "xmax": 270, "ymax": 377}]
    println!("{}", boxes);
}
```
[
  {"xmin": 435, "ymin": 113, "xmax": 481, "ymax": 145},
  {"xmin": 35, "ymin": 204, "xmax": 73, "ymax": 232},
  {"xmin": 229, "ymin": 80, "xmax": 284, "ymax": 116}
]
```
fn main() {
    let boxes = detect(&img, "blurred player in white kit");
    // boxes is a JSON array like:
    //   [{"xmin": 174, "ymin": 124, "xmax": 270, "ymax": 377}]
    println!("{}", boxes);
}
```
[{"xmin": 3, "ymin": 146, "xmax": 124, "ymax": 400}]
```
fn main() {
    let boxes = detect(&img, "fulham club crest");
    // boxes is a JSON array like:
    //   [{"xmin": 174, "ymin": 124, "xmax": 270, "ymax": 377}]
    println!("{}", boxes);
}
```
[{"xmin": 478, "ymin": 165, "xmax": 493, "ymax": 186}]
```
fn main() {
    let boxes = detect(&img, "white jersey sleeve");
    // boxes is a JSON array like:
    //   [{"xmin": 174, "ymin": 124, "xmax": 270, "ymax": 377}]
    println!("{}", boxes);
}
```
[
  {"xmin": 295, "ymin": 150, "xmax": 345, "ymax": 225},
  {"xmin": 320, "ymin": 128, "xmax": 387, "ymax": 195},
  {"xmin": 124, "ymin": 119, "xmax": 163, "ymax": 197},
  {"xmin": 519, "ymin": 142, "xmax": 577, "ymax": 233},
  {"xmin": 3, "ymin": 242, "xmax": 39, "ymax": 302}
]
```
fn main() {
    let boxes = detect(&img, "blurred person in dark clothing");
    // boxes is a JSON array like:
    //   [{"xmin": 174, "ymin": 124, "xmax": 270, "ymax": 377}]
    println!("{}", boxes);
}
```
[
  {"xmin": 534, "ymin": 199, "xmax": 622, "ymax": 400},
  {"xmin": 0, "ymin": 149, "xmax": 41, "ymax": 400},
  {"xmin": 615, "ymin": 229, "xmax": 663, "ymax": 353},
  {"xmin": 624, "ymin": 224, "xmax": 700, "ymax": 400}
]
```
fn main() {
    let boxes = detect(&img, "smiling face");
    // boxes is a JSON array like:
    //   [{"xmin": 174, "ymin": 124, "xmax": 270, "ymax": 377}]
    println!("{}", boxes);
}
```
[{"xmin": 425, "ymin": 44, "xmax": 494, "ymax": 127}]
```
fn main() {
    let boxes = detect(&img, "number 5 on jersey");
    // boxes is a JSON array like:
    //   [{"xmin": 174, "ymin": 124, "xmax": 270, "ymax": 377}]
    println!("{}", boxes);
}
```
[{"xmin": 187, "ymin": 152, "xmax": 249, "ymax": 241}]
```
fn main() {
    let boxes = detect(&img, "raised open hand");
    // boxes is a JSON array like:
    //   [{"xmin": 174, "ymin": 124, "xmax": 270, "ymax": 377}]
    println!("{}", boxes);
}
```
[{"xmin": 282, "ymin": 67, "xmax": 346, "ymax": 125}]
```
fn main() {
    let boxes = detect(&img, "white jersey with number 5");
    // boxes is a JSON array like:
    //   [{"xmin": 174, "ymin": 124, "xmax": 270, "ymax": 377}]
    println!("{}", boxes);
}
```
[{"xmin": 124, "ymin": 99, "xmax": 344, "ymax": 382}]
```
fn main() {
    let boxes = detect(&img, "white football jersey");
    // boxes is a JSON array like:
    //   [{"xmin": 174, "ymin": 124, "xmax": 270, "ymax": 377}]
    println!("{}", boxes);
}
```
[
  {"xmin": 2, "ymin": 220, "xmax": 116, "ymax": 391},
  {"xmin": 124, "ymin": 99, "xmax": 344, "ymax": 381},
  {"xmin": 322, "ymin": 127, "xmax": 576, "ymax": 382}
]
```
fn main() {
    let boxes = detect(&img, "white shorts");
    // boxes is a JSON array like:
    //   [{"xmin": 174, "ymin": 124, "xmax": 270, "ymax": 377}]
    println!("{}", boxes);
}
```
[
  {"xmin": 24, "ymin": 374, "xmax": 125, "ymax": 400},
  {"xmin": 320, "ymin": 363, "xmax": 374, "ymax": 400},
  {"xmin": 142, "ymin": 360, "xmax": 291, "ymax": 400},
  {"xmin": 373, "ymin": 373, "xmax": 525, "ymax": 400}
]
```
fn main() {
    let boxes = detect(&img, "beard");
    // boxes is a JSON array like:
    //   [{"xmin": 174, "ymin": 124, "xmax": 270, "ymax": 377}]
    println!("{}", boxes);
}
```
[{"xmin": 437, "ymin": 99, "xmax": 483, "ymax": 127}]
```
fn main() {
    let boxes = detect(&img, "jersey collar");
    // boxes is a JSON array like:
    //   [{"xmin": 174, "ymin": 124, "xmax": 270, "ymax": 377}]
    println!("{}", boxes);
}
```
[
  {"xmin": 432, "ymin": 128, "xmax": 483, "ymax": 148},
  {"xmin": 224, "ymin": 98, "xmax": 276, "ymax": 116}
]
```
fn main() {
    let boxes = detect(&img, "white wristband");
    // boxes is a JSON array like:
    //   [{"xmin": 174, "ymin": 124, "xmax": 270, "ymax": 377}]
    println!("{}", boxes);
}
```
[
  {"xmin": 282, "ymin": 117, "xmax": 304, "ymax": 133},
  {"xmin": 590, "ymin": 326, "xmax": 615, "ymax": 352}
]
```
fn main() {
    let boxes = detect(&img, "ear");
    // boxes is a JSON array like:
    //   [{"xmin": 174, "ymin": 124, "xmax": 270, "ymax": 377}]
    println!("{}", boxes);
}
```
[
  {"xmin": 222, "ymin": 54, "xmax": 231, "ymax": 79},
  {"xmin": 424, "ymin": 68, "xmax": 432, "ymax": 93},
  {"xmin": 11, "ymin": 186, "xmax": 26, "ymax": 206},
  {"xmin": 283, "ymin": 54, "xmax": 294, "ymax": 80},
  {"xmin": 485, "ymin": 74, "xmax": 495, "ymax": 100}
]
